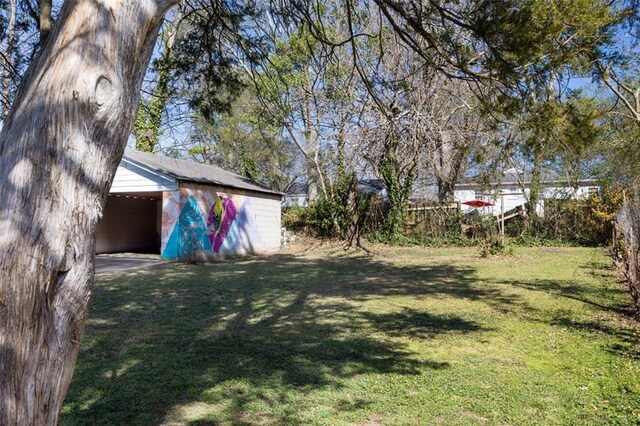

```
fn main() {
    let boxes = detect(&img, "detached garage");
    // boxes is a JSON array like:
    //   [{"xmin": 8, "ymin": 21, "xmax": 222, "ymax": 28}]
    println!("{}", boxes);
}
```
[{"xmin": 96, "ymin": 149, "xmax": 283, "ymax": 260}]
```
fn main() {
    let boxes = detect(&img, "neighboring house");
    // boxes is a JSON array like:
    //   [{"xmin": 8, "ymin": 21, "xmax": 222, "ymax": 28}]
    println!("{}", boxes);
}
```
[
  {"xmin": 283, "ymin": 182, "xmax": 309, "ymax": 207},
  {"xmin": 358, "ymin": 179, "xmax": 387, "ymax": 197},
  {"xmin": 283, "ymin": 179, "xmax": 387, "ymax": 207},
  {"xmin": 97, "ymin": 149, "xmax": 283, "ymax": 260},
  {"xmin": 454, "ymin": 168, "xmax": 599, "ymax": 217}
]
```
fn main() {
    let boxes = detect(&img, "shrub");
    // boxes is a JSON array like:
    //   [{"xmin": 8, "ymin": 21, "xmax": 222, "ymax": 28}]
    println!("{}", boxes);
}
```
[
  {"xmin": 282, "ymin": 205, "xmax": 315, "ymax": 233},
  {"xmin": 282, "ymin": 175, "xmax": 376, "ymax": 241},
  {"xmin": 537, "ymin": 187, "xmax": 622, "ymax": 246}
]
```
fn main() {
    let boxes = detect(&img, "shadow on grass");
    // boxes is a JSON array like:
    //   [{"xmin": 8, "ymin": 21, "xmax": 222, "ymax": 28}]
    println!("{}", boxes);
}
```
[
  {"xmin": 550, "ymin": 317, "xmax": 640, "ymax": 360},
  {"xmin": 495, "ymin": 264, "xmax": 640, "ymax": 362},
  {"xmin": 503, "ymin": 277, "xmax": 634, "ymax": 318},
  {"xmin": 580, "ymin": 260, "xmax": 615, "ymax": 280},
  {"xmin": 61, "ymin": 254, "xmax": 496, "ymax": 425},
  {"xmin": 363, "ymin": 308, "xmax": 482, "ymax": 340}
]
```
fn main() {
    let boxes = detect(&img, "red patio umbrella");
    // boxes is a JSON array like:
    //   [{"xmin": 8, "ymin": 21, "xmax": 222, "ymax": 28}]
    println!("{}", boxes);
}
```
[{"xmin": 463, "ymin": 199, "xmax": 494, "ymax": 208}]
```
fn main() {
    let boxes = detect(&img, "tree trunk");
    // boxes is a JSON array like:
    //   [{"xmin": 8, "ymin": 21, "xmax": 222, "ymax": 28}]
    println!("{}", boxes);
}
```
[
  {"xmin": 0, "ymin": 0, "xmax": 177, "ymax": 424},
  {"xmin": 437, "ymin": 178, "xmax": 456, "ymax": 203},
  {"xmin": 527, "ymin": 142, "xmax": 543, "ymax": 222},
  {"xmin": 432, "ymin": 132, "xmax": 466, "ymax": 203},
  {"xmin": 134, "ymin": 8, "xmax": 182, "ymax": 153},
  {"xmin": 379, "ymin": 131, "xmax": 414, "ymax": 240}
]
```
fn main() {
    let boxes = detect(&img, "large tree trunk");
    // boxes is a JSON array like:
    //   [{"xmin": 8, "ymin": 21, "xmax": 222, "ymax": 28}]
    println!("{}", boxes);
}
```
[
  {"xmin": 0, "ymin": 0, "xmax": 177, "ymax": 424},
  {"xmin": 431, "ymin": 132, "xmax": 466, "ymax": 203},
  {"xmin": 437, "ymin": 177, "xmax": 456, "ymax": 203}
]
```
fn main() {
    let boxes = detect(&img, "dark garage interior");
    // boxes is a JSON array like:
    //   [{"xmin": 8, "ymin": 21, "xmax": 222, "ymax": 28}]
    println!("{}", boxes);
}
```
[{"xmin": 96, "ymin": 193, "xmax": 162, "ymax": 254}]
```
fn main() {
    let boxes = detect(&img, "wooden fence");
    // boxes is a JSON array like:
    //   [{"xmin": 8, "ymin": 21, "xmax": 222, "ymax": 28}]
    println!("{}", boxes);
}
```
[{"xmin": 404, "ymin": 202, "xmax": 462, "ymax": 238}]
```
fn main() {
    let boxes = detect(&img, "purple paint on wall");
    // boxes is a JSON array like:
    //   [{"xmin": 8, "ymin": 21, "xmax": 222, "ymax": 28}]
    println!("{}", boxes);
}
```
[{"xmin": 207, "ymin": 196, "xmax": 238, "ymax": 253}]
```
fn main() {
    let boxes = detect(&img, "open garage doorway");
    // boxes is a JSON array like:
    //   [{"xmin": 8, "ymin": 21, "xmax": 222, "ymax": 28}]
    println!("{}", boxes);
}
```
[{"xmin": 96, "ymin": 193, "xmax": 163, "ymax": 254}]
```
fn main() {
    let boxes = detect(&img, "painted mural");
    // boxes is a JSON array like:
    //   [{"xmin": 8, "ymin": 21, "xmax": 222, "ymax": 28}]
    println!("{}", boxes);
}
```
[
  {"xmin": 208, "ymin": 195, "xmax": 238, "ymax": 253},
  {"xmin": 161, "ymin": 183, "xmax": 262, "ymax": 259}
]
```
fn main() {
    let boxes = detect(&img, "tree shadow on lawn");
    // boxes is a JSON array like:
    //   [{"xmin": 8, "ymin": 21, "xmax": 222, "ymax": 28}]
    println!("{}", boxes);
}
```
[
  {"xmin": 503, "ymin": 277, "xmax": 635, "ymax": 319},
  {"xmin": 551, "ymin": 316, "xmax": 640, "ymax": 360},
  {"xmin": 580, "ymin": 260, "xmax": 616, "ymax": 280},
  {"xmin": 494, "ymin": 275, "xmax": 640, "ymax": 361},
  {"xmin": 62, "ymin": 254, "xmax": 518, "ymax": 425}
]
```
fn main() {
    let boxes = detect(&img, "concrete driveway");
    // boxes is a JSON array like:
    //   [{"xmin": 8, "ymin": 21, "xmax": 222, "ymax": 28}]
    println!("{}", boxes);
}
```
[{"xmin": 95, "ymin": 253, "xmax": 168, "ymax": 275}]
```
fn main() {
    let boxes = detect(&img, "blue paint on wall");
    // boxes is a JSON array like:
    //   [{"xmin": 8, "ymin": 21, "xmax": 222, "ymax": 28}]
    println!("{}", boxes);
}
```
[{"xmin": 162, "ymin": 195, "xmax": 211, "ymax": 259}]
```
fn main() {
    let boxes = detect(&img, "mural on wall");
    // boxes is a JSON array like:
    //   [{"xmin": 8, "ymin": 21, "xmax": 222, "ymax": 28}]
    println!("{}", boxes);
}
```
[
  {"xmin": 207, "ymin": 195, "xmax": 238, "ymax": 253},
  {"xmin": 161, "ymin": 184, "xmax": 262, "ymax": 259}
]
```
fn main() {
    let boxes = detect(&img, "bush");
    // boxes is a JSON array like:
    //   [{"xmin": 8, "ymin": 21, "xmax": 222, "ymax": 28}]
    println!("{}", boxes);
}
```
[
  {"xmin": 479, "ymin": 238, "xmax": 514, "ymax": 257},
  {"xmin": 282, "ymin": 205, "xmax": 315, "ymax": 233},
  {"xmin": 281, "ymin": 201, "xmax": 344, "ymax": 238},
  {"xmin": 536, "ymin": 187, "xmax": 622, "ymax": 246},
  {"xmin": 282, "ymin": 175, "xmax": 375, "ymax": 241},
  {"xmin": 462, "ymin": 214, "xmax": 512, "ymax": 257}
]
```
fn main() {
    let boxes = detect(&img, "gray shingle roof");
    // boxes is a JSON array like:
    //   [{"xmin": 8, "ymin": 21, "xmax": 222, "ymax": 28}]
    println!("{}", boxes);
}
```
[
  {"xmin": 123, "ymin": 149, "xmax": 282, "ymax": 196},
  {"xmin": 457, "ymin": 168, "xmax": 595, "ymax": 188},
  {"xmin": 286, "ymin": 181, "xmax": 308, "ymax": 195},
  {"xmin": 358, "ymin": 179, "xmax": 385, "ymax": 194},
  {"xmin": 285, "ymin": 179, "xmax": 387, "ymax": 197}
]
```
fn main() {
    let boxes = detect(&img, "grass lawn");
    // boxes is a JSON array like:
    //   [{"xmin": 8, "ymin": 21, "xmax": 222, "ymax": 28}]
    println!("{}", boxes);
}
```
[{"xmin": 61, "ymin": 243, "xmax": 640, "ymax": 425}]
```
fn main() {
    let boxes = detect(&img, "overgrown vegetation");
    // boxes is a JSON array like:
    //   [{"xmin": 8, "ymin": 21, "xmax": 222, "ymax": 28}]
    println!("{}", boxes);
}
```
[
  {"xmin": 530, "ymin": 188, "xmax": 623, "ymax": 245},
  {"xmin": 284, "ymin": 187, "xmax": 622, "ymax": 250},
  {"xmin": 283, "ymin": 174, "xmax": 373, "ymax": 242}
]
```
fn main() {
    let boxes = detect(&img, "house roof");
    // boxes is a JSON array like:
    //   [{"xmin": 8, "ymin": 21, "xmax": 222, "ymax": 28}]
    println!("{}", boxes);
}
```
[
  {"xmin": 285, "ymin": 178, "xmax": 386, "ymax": 197},
  {"xmin": 286, "ymin": 181, "xmax": 308, "ymax": 196},
  {"xmin": 358, "ymin": 179, "xmax": 386, "ymax": 194},
  {"xmin": 123, "ymin": 149, "xmax": 282, "ymax": 196},
  {"xmin": 457, "ymin": 168, "xmax": 597, "ymax": 188}
]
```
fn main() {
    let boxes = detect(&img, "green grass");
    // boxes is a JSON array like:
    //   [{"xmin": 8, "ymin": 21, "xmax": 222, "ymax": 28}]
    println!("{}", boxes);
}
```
[{"xmin": 61, "ymin": 245, "xmax": 640, "ymax": 425}]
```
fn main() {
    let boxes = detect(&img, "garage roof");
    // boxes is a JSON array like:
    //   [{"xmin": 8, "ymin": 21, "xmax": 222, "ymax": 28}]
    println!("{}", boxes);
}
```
[{"xmin": 123, "ymin": 149, "xmax": 282, "ymax": 196}]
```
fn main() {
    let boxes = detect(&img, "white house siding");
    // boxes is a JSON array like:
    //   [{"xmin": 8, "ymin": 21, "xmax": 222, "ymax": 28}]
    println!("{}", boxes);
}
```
[
  {"xmin": 575, "ymin": 185, "xmax": 600, "ymax": 198},
  {"xmin": 109, "ymin": 160, "xmax": 177, "ymax": 193},
  {"xmin": 283, "ymin": 194, "xmax": 307, "ymax": 207},
  {"xmin": 454, "ymin": 190, "xmax": 476, "ymax": 207},
  {"xmin": 454, "ymin": 184, "xmax": 597, "ymax": 217},
  {"xmin": 455, "ymin": 188, "xmax": 542, "ymax": 216},
  {"xmin": 160, "ymin": 182, "xmax": 281, "ymax": 260}
]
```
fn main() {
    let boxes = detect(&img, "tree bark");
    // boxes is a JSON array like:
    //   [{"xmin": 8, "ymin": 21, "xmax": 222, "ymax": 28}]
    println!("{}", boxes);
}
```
[
  {"xmin": 437, "ymin": 177, "xmax": 456, "ymax": 203},
  {"xmin": 527, "ymin": 142, "xmax": 543, "ymax": 222},
  {"xmin": 0, "ymin": 0, "xmax": 177, "ymax": 424},
  {"xmin": 432, "ymin": 132, "xmax": 466, "ymax": 203}
]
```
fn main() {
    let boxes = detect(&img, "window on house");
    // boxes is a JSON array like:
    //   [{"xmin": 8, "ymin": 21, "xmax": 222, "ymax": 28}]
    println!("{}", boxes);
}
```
[
  {"xmin": 586, "ymin": 187, "xmax": 599, "ymax": 197},
  {"xmin": 474, "ymin": 190, "xmax": 484, "ymax": 200}
]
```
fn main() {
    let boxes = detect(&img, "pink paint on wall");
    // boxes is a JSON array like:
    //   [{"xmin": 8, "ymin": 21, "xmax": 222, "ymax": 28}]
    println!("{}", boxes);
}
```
[{"xmin": 206, "ymin": 196, "xmax": 238, "ymax": 253}]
